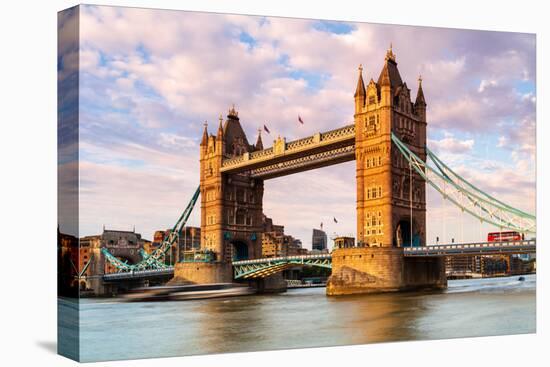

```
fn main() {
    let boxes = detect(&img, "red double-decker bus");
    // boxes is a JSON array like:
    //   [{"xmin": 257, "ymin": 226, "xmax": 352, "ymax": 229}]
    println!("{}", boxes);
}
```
[{"xmin": 487, "ymin": 231, "xmax": 523, "ymax": 242}]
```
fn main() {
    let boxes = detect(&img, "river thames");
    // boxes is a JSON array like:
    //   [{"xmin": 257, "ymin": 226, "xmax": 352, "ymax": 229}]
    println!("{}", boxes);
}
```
[{"xmin": 67, "ymin": 274, "xmax": 535, "ymax": 362}]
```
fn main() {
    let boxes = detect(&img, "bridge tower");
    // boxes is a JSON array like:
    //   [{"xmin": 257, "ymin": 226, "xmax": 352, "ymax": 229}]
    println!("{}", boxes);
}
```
[
  {"xmin": 173, "ymin": 106, "xmax": 268, "ymax": 285},
  {"xmin": 328, "ymin": 46, "xmax": 446, "ymax": 295},
  {"xmin": 354, "ymin": 46, "xmax": 427, "ymax": 248}
]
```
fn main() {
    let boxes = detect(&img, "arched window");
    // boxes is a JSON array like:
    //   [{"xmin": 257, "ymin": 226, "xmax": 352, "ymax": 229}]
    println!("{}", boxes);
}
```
[{"xmin": 236, "ymin": 209, "xmax": 246, "ymax": 225}]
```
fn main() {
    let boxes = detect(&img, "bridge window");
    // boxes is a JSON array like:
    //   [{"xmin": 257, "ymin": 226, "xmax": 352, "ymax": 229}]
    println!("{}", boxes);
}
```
[
  {"xmin": 236, "ymin": 209, "xmax": 246, "ymax": 225},
  {"xmin": 378, "ymin": 156, "xmax": 381, "ymax": 165},
  {"xmin": 206, "ymin": 190, "xmax": 215, "ymax": 201},
  {"xmin": 367, "ymin": 189, "xmax": 370, "ymax": 199},
  {"xmin": 237, "ymin": 188, "xmax": 246, "ymax": 203},
  {"xmin": 403, "ymin": 179, "xmax": 410, "ymax": 199},
  {"xmin": 369, "ymin": 95, "xmax": 375, "ymax": 105},
  {"xmin": 378, "ymin": 187, "xmax": 382, "ymax": 197},
  {"xmin": 367, "ymin": 159, "xmax": 370, "ymax": 168}
]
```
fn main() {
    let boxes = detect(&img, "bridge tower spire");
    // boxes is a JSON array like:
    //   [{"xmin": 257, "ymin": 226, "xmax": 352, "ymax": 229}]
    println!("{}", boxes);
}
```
[
  {"xmin": 255, "ymin": 128, "xmax": 263, "ymax": 150},
  {"xmin": 415, "ymin": 75, "xmax": 427, "ymax": 122},
  {"xmin": 200, "ymin": 121, "xmax": 208, "ymax": 147},
  {"xmin": 354, "ymin": 64, "xmax": 366, "ymax": 113}
]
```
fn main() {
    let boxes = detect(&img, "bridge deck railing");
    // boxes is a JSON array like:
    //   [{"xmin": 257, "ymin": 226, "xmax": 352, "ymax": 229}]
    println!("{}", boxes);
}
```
[
  {"xmin": 103, "ymin": 267, "xmax": 175, "ymax": 280},
  {"xmin": 404, "ymin": 239, "xmax": 536, "ymax": 257}
]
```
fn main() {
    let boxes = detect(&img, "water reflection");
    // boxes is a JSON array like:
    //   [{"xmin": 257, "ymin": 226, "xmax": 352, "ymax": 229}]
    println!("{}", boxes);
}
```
[{"xmin": 78, "ymin": 275, "xmax": 535, "ymax": 362}]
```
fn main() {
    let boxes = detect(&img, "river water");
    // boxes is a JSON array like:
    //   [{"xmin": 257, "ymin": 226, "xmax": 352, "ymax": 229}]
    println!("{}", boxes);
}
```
[{"xmin": 68, "ymin": 274, "xmax": 536, "ymax": 362}]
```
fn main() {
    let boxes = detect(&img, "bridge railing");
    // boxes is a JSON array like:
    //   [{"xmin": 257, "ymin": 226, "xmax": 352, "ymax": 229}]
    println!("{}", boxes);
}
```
[
  {"xmin": 103, "ymin": 267, "xmax": 175, "ymax": 280},
  {"xmin": 249, "ymin": 147, "xmax": 274, "ymax": 160},
  {"xmin": 404, "ymin": 239, "xmax": 536, "ymax": 256}
]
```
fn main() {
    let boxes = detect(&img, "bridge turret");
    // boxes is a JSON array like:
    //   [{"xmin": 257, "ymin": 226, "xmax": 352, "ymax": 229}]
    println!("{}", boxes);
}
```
[
  {"xmin": 354, "ymin": 64, "xmax": 366, "ymax": 114},
  {"xmin": 216, "ymin": 114, "xmax": 225, "ymax": 155},
  {"xmin": 377, "ymin": 44, "xmax": 401, "ymax": 108},
  {"xmin": 200, "ymin": 121, "xmax": 208, "ymax": 147},
  {"xmin": 255, "ymin": 129, "xmax": 263, "ymax": 150},
  {"xmin": 414, "ymin": 75, "xmax": 427, "ymax": 122}
]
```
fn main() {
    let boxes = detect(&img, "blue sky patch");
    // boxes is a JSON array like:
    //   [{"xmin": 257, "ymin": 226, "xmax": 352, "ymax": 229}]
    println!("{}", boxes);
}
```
[
  {"xmin": 239, "ymin": 31, "xmax": 257, "ymax": 50},
  {"xmin": 289, "ymin": 69, "xmax": 330, "ymax": 91},
  {"xmin": 136, "ymin": 43, "xmax": 151, "ymax": 63},
  {"xmin": 514, "ymin": 80, "xmax": 535, "ymax": 95},
  {"xmin": 313, "ymin": 20, "xmax": 355, "ymax": 35}
]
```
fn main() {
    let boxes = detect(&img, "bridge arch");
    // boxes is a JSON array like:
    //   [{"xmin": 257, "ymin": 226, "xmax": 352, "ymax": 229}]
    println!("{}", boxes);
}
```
[
  {"xmin": 103, "ymin": 254, "xmax": 140, "ymax": 273},
  {"xmin": 231, "ymin": 240, "xmax": 250, "ymax": 261},
  {"xmin": 393, "ymin": 217, "xmax": 422, "ymax": 247},
  {"xmin": 232, "ymin": 255, "xmax": 333, "ymax": 279}
]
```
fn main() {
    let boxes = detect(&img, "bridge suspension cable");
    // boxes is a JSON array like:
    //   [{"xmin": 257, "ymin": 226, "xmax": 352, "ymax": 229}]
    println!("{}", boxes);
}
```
[
  {"xmin": 101, "ymin": 186, "xmax": 201, "ymax": 272},
  {"xmin": 391, "ymin": 132, "xmax": 536, "ymax": 235}
]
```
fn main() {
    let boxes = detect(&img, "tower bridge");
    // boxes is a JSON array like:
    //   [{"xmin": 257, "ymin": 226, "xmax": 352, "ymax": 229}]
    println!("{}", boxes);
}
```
[{"xmin": 99, "ymin": 46, "xmax": 536, "ymax": 296}]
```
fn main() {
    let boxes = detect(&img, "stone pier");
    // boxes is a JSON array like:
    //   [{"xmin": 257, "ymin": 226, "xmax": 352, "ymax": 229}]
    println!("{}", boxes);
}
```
[
  {"xmin": 169, "ymin": 262, "xmax": 233, "ymax": 285},
  {"xmin": 327, "ymin": 247, "xmax": 446, "ymax": 295}
]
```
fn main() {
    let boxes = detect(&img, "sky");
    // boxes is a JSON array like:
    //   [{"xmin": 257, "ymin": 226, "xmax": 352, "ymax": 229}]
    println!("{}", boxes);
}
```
[{"xmin": 73, "ymin": 5, "xmax": 536, "ymax": 247}]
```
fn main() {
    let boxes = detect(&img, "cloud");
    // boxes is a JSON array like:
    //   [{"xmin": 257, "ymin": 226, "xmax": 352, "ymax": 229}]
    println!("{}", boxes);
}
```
[
  {"xmin": 429, "ymin": 134, "xmax": 475, "ymax": 154},
  {"xmin": 478, "ymin": 79, "xmax": 497, "ymax": 93}
]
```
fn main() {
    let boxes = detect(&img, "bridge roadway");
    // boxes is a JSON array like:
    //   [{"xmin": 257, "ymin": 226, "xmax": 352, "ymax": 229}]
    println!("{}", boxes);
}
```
[
  {"xmin": 103, "ymin": 240, "xmax": 535, "ymax": 281},
  {"xmin": 103, "ymin": 267, "xmax": 175, "ymax": 282},
  {"xmin": 403, "ymin": 239, "xmax": 536, "ymax": 257}
]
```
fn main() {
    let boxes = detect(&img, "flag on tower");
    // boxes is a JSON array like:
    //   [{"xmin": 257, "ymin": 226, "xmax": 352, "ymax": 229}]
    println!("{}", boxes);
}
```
[
  {"xmin": 298, "ymin": 115, "xmax": 304, "ymax": 124},
  {"xmin": 263, "ymin": 124, "xmax": 271, "ymax": 134},
  {"xmin": 333, "ymin": 217, "xmax": 338, "ymax": 223},
  {"xmin": 320, "ymin": 222, "xmax": 323, "ymax": 230}
]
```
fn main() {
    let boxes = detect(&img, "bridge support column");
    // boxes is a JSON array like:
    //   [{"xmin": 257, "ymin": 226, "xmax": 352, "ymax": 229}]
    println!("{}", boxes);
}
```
[
  {"xmin": 250, "ymin": 273, "xmax": 287, "ymax": 293},
  {"xmin": 170, "ymin": 262, "xmax": 233, "ymax": 285},
  {"xmin": 87, "ymin": 276, "xmax": 108, "ymax": 296},
  {"xmin": 327, "ymin": 247, "xmax": 446, "ymax": 295}
]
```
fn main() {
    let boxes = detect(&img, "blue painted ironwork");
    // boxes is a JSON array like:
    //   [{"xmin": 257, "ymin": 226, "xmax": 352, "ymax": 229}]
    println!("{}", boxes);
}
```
[
  {"xmin": 391, "ymin": 132, "xmax": 536, "ymax": 234},
  {"xmin": 232, "ymin": 240, "xmax": 536, "ymax": 279},
  {"xmin": 233, "ymin": 254, "xmax": 332, "ymax": 279},
  {"xmin": 102, "ymin": 186, "xmax": 201, "ymax": 272}
]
